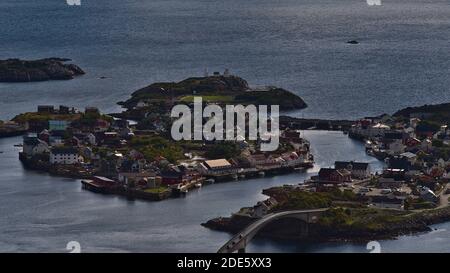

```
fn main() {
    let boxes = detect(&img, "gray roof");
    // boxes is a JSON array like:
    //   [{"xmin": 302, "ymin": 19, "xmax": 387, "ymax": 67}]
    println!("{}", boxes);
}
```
[
  {"xmin": 335, "ymin": 161, "xmax": 369, "ymax": 171},
  {"xmin": 51, "ymin": 146, "xmax": 78, "ymax": 155}
]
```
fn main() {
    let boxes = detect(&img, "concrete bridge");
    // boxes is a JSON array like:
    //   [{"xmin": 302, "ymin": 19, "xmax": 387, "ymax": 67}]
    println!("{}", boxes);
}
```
[{"xmin": 217, "ymin": 208, "xmax": 328, "ymax": 253}]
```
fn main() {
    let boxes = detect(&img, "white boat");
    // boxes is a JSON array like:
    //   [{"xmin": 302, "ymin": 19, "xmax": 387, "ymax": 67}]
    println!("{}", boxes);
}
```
[
  {"xmin": 195, "ymin": 183, "xmax": 202, "ymax": 188},
  {"xmin": 205, "ymin": 178, "xmax": 215, "ymax": 184}
]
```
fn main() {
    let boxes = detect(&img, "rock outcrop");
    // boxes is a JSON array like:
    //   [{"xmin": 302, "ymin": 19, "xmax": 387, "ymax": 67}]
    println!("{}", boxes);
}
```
[
  {"xmin": 119, "ymin": 75, "xmax": 307, "ymax": 112},
  {"xmin": 0, "ymin": 58, "xmax": 85, "ymax": 82}
]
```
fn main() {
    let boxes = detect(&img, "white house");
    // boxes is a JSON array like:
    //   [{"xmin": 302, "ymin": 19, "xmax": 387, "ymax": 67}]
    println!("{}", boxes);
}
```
[
  {"xmin": 252, "ymin": 198, "xmax": 278, "ymax": 218},
  {"xmin": 404, "ymin": 126, "xmax": 415, "ymax": 137},
  {"xmin": 86, "ymin": 133, "xmax": 96, "ymax": 146},
  {"xmin": 50, "ymin": 147, "xmax": 83, "ymax": 165},
  {"xmin": 349, "ymin": 123, "xmax": 391, "ymax": 138},
  {"xmin": 409, "ymin": 118, "xmax": 421, "ymax": 129},
  {"xmin": 421, "ymin": 138, "xmax": 432, "ymax": 152},
  {"xmin": 23, "ymin": 136, "xmax": 49, "ymax": 156},
  {"xmin": 371, "ymin": 123, "xmax": 391, "ymax": 137},
  {"xmin": 280, "ymin": 152, "xmax": 305, "ymax": 167},
  {"xmin": 400, "ymin": 152, "xmax": 418, "ymax": 165}
]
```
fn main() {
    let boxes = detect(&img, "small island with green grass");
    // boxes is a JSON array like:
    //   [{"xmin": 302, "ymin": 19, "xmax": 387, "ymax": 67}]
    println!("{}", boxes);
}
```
[{"xmin": 116, "ymin": 72, "xmax": 307, "ymax": 120}]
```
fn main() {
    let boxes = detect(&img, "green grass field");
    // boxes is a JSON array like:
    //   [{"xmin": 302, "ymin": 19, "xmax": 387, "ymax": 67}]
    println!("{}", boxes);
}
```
[{"xmin": 179, "ymin": 95, "xmax": 234, "ymax": 103}]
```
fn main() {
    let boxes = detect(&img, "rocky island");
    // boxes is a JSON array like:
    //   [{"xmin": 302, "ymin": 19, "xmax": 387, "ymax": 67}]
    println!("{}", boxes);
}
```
[
  {"xmin": 117, "ymin": 72, "xmax": 307, "ymax": 120},
  {"xmin": 0, "ymin": 58, "xmax": 85, "ymax": 82}
]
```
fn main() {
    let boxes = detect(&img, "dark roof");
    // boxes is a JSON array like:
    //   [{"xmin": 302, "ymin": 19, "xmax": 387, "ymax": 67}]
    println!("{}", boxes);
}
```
[
  {"xmin": 388, "ymin": 157, "xmax": 411, "ymax": 170},
  {"xmin": 384, "ymin": 132, "xmax": 404, "ymax": 140},
  {"xmin": 119, "ymin": 159, "xmax": 134, "ymax": 172},
  {"xmin": 318, "ymin": 168, "xmax": 336, "ymax": 178},
  {"xmin": 23, "ymin": 137, "xmax": 42, "ymax": 146},
  {"xmin": 335, "ymin": 161, "xmax": 369, "ymax": 171},
  {"xmin": 51, "ymin": 146, "xmax": 78, "ymax": 155},
  {"xmin": 112, "ymin": 119, "xmax": 129, "ymax": 128},
  {"xmin": 50, "ymin": 130, "xmax": 67, "ymax": 137},
  {"xmin": 161, "ymin": 170, "xmax": 183, "ymax": 179},
  {"xmin": 370, "ymin": 196, "xmax": 403, "ymax": 204}
]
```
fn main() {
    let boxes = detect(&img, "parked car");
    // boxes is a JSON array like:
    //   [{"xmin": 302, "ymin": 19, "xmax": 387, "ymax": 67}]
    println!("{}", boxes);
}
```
[{"xmin": 358, "ymin": 187, "xmax": 370, "ymax": 193}]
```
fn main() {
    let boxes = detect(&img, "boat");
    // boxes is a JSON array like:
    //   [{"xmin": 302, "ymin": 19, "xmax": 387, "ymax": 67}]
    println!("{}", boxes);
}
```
[
  {"xmin": 195, "ymin": 183, "xmax": 202, "ymax": 188},
  {"xmin": 205, "ymin": 178, "xmax": 215, "ymax": 184},
  {"xmin": 13, "ymin": 144, "xmax": 23, "ymax": 147}
]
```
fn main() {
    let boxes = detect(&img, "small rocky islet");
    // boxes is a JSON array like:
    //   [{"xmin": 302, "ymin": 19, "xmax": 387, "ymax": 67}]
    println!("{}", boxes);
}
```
[
  {"xmin": 0, "ymin": 58, "xmax": 85, "ymax": 82},
  {"xmin": 116, "ymin": 73, "xmax": 308, "ymax": 120}
]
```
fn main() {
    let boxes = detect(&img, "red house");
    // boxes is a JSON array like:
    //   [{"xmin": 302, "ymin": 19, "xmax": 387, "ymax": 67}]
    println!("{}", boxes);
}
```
[
  {"xmin": 317, "ymin": 168, "xmax": 352, "ymax": 184},
  {"xmin": 161, "ymin": 165, "xmax": 201, "ymax": 186}
]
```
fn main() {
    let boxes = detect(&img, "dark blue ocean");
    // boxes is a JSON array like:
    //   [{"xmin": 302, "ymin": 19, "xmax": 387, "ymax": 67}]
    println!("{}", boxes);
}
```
[
  {"xmin": 0, "ymin": 0, "xmax": 449, "ymax": 252},
  {"xmin": 1, "ymin": 0, "xmax": 450, "ymax": 120}
]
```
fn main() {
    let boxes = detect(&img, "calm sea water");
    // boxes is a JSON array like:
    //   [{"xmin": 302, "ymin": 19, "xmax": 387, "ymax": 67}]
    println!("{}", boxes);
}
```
[
  {"xmin": 1, "ymin": 0, "xmax": 450, "ymax": 120},
  {"xmin": 1, "ymin": 0, "xmax": 450, "ymax": 252},
  {"xmin": 0, "ymin": 131, "xmax": 449, "ymax": 253}
]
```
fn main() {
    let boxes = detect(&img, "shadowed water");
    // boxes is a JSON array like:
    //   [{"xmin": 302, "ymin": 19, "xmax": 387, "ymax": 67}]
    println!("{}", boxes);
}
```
[
  {"xmin": 1, "ymin": 0, "xmax": 450, "ymax": 120},
  {"xmin": 1, "ymin": 0, "xmax": 450, "ymax": 252},
  {"xmin": 1, "ymin": 131, "xmax": 448, "ymax": 253}
]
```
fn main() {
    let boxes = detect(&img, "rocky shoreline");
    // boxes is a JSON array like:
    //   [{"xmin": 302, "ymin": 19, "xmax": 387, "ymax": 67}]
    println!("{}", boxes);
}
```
[
  {"xmin": 117, "ymin": 74, "xmax": 307, "ymax": 120},
  {"xmin": 0, "ymin": 58, "xmax": 85, "ymax": 82},
  {"xmin": 202, "ymin": 206, "xmax": 450, "ymax": 243},
  {"xmin": 81, "ymin": 180, "xmax": 172, "ymax": 202}
]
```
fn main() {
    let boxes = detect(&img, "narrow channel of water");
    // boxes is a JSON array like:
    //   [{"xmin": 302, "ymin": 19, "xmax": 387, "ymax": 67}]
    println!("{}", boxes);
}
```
[{"xmin": 0, "ymin": 131, "xmax": 448, "ymax": 252}]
